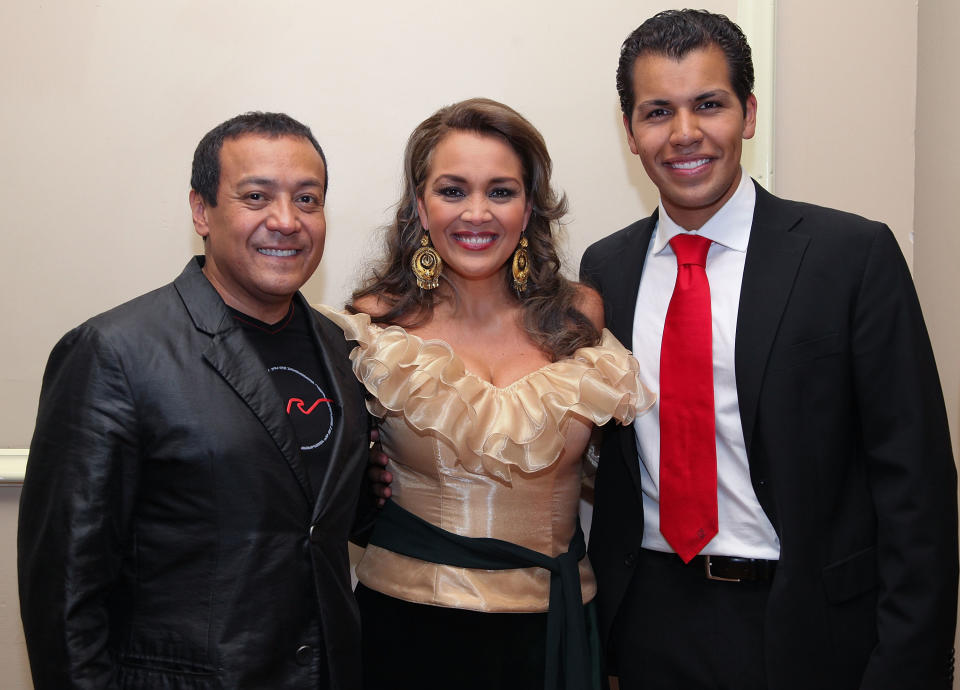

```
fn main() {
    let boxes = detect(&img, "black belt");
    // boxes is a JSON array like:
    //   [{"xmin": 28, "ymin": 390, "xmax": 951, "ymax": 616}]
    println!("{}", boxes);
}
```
[
  {"xmin": 643, "ymin": 548, "xmax": 777, "ymax": 582},
  {"xmin": 368, "ymin": 500, "xmax": 592, "ymax": 690}
]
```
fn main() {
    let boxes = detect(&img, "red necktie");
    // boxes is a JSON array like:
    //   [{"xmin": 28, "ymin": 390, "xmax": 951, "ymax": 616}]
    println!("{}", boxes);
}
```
[{"xmin": 659, "ymin": 233, "xmax": 717, "ymax": 563}]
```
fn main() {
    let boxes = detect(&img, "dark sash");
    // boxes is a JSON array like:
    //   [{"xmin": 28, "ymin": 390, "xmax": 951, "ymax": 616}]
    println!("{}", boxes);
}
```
[{"xmin": 368, "ymin": 499, "xmax": 591, "ymax": 690}]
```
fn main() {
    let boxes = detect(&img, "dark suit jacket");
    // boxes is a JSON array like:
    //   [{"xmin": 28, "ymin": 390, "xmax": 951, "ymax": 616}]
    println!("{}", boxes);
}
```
[
  {"xmin": 19, "ymin": 257, "xmax": 371, "ymax": 689},
  {"xmin": 581, "ymin": 184, "xmax": 958, "ymax": 689}
]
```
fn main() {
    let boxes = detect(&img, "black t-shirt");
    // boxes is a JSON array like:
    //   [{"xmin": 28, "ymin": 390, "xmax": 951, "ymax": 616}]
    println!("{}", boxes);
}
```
[{"xmin": 229, "ymin": 303, "xmax": 339, "ymax": 499}]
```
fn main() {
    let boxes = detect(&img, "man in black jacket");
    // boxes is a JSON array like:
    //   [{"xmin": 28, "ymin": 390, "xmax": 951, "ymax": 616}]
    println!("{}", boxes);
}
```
[
  {"xmin": 582, "ymin": 10, "xmax": 957, "ymax": 689},
  {"xmin": 19, "ymin": 112, "xmax": 372, "ymax": 689}
]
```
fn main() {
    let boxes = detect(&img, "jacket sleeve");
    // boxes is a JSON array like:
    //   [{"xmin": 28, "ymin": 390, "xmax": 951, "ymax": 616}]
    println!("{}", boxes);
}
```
[
  {"xmin": 18, "ymin": 324, "xmax": 141, "ymax": 689},
  {"xmin": 852, "ymin": 227, "xmax": 958, "ymax": 689},
  {"xmin": 349, "ymin": 398, "xmax": 380, "ymax": 547}
]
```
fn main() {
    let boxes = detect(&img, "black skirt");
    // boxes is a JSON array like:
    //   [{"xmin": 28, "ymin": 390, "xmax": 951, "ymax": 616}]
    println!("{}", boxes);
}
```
[{"xmin": 356, "ymin": 583, "xmax": 548, "ymax": 690}]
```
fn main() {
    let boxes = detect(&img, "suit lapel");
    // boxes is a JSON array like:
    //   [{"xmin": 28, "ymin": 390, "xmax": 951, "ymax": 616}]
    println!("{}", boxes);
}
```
[
  {"xmin": 175, "ymin": 258, "xmax": 315, "ymax": 506},
  {"xmin": 203, "ymin": 329, "xmax": 315, "ymax": 505},
  {"xmin": 304, "ymin": 300, "xmax": 365, "ymax": 522},
  {"xmin": 735, "ymin": 185, "xmax": 808, "ymax": 457}
]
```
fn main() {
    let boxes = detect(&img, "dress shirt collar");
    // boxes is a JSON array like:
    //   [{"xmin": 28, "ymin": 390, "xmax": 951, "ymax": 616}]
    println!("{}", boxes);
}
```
[{"xmin": 652, "ymin": 168, "xmax": 755, "ymax": 256}]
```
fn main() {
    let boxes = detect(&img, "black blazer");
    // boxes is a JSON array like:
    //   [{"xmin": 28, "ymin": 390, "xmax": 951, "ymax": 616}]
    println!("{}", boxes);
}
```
[
  {"xmin": 19, "ymin": 257, "xmax": 371, "ymax": 689},
  {"xmin": 581, "ymin": 183, "xmax": 958, "ymax": 689}
]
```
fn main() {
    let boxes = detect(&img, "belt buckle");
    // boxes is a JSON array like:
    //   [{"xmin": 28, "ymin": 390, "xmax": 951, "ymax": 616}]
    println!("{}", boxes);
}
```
[{"xmin": 704, "ymin": 555, "xmax": 741, "ymax": 582}]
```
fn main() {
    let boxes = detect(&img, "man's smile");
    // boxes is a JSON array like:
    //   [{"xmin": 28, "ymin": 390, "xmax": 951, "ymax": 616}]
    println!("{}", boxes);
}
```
[{"xmin": 666, "ymin": 158, "xmax": 711, "ymax": 171}]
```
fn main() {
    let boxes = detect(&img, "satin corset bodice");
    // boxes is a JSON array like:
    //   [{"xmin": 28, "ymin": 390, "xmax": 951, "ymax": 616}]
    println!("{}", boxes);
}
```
[{"xmin": 320, "ymin": 306, "xmax": 652, "ymax": 612}]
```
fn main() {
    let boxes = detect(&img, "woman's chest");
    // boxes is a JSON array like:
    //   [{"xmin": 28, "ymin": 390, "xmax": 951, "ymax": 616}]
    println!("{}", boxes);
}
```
[{"xmin": 407, "ymin": 323, "xmax": 552, "ymax": 388}]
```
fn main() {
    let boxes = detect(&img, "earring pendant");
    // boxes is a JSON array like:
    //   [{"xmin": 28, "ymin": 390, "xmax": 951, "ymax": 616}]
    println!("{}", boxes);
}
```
[
  {"xmin": 411, "ymin": 233, "xmax": 442, "ymax": 290},
  {"xmin": 512, "ymin": 236, "xmax": 530, "ymax": 293}
]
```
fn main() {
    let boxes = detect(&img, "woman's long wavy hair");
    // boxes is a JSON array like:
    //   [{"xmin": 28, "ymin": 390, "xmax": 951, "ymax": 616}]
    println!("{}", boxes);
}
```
[{"xmin": 350, "ymin": 98, "xmax": 599, "ymax": 360}]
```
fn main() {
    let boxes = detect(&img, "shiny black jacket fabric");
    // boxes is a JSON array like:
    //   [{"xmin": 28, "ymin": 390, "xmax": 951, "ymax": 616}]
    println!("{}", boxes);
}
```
[{"xmin": 19, "ymin": 258, "xmax": 371, "ymax": 689}]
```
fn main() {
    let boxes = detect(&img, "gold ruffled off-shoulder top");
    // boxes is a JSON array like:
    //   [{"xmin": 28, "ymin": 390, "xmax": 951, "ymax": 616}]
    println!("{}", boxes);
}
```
[{"xmin": 319, "ymin": 306, "xmax": 653, "ymax": 613}]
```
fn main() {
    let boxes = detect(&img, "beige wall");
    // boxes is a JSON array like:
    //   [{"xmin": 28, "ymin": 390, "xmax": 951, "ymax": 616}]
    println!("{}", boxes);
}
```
[
  {"xmin": 774, "ymin": 0, "xmax": 918, "ymax": 259},
  {"xmin": 0, "ymin": 488, "xmax": 30, "ymax": 689}
]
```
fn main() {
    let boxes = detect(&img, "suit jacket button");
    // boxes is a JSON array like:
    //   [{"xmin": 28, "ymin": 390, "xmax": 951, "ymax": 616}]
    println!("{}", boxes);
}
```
[
  {"xmin": 624, "ymin": 551, "xmax": 638, "ymax": 567},
  {"xmin": 309, "ymin": 524, "xmax": 322, "ymax": 544},
  {"xmin": 295, "ymin": 645, "xmax": 313, "ymax": 666}
]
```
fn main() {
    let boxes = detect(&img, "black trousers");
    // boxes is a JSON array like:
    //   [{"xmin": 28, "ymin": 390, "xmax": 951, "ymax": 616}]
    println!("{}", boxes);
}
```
[
  {"xmin": 610, "ymin": 549, "xmax": 771, "ymax": 690},
  {"xmin": 356, "ymin": 584, "xmax": 548, "ymax": 690}
]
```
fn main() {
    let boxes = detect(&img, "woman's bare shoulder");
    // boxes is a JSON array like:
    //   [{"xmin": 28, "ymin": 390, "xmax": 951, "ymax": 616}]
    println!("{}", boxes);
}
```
[
  {"xmin": 573, "ymin": 283, "xmax": 605, "ymax": 332},
  {"xmin": 351, "ymin": 293, "xmax": 394, "ymax": 319}
]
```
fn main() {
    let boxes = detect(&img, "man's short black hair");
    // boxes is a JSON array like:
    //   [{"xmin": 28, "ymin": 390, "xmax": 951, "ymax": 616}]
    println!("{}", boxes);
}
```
[
  {"xmin": 191, "ymin": 112, "xmax": 328, "ymax": 207},
  {"xmin": 617, "ymin": 9, "xmax": 754, "ymax": 123}
]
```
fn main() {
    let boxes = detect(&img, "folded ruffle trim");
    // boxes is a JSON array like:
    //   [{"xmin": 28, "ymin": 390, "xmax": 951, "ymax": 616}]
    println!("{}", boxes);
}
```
[{"xmin": 318, "ymin": 306, "xmax": 654, "ymax": 482}]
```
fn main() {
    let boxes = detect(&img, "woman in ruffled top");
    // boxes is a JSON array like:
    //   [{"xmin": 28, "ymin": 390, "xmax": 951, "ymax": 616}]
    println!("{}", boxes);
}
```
[{"xmin": 319, "ymin": 98, "xmax": 653, "ymax": 690}]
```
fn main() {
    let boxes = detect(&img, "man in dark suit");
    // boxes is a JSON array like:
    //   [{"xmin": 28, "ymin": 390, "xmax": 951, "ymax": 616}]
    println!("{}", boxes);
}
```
[
  {"xmin": 19, "ymin": 112, "xmax": 372, "ymax": 689},
  {"xmin": 581, "ymin": 10, "xmax": 958, "ymax": 689}
]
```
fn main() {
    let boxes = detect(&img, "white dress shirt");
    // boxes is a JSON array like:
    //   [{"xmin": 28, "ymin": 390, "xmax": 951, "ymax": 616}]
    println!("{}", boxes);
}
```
[{"xmin": 632, "ymin": 170, "xmax": 780, "ymax": 559}]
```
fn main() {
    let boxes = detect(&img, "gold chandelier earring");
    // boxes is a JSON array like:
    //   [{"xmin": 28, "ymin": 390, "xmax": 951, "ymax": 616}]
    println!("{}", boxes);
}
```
[
  {"xmin": 512, "ymin": 235, "xmax": 530, "ymax": 294},
  {"xmin": 411, "ymin": 232, "xmax": 443, "ymax": 290}
]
